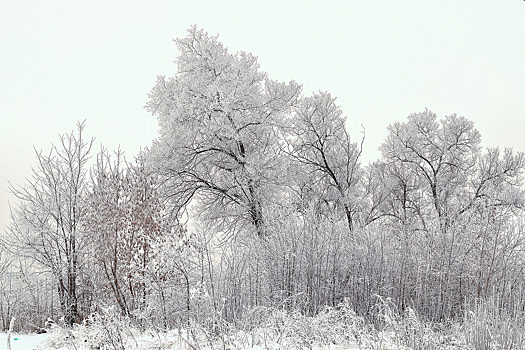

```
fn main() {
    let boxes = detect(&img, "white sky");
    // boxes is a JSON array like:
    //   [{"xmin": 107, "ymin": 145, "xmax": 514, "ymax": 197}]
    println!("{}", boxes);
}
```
[{"xmin": 1, "ymin": 1, "xmax": 525, "ymax": 234}]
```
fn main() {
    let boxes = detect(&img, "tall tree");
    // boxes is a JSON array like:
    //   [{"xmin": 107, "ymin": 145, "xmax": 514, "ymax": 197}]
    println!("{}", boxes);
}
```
[
  {"xmin": 145, "ymin": 26, "xmax": 301, "ymax": 238},
  {"xmin": 286, "ymin": 91, "xmax": 363, "ymax": 232},
  {"xmin": 380, "ymin": 109, "xmax": 482, "ymax": 233},
  {"xmin": 4, "ymin": 121, "xmax": 93, "ymax": 325},
  {"xmin": 376, "ymin": 109, "xmax": 525, "ymax": 319}
]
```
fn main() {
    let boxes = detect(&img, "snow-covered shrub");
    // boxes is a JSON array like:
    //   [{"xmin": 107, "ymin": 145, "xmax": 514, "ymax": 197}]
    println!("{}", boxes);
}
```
[
  {"xmin": 44, "ymin": 306, "xmax": 139, "ymax": 350},
  {"xmin": 187, "ymin": 299, "xmax": 374, "ymax": 350},
  {"xmin": 464, "ymin": 297, "xmax": 525, "ymax": 350},
  {"xmin": 371, "ymin": 295, "xmax": 465, "ymax": 350}
]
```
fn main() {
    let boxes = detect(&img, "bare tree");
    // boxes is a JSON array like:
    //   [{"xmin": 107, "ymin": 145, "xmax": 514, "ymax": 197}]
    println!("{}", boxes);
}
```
[
  {"xmin": 374, "ymin": 109, "xmax": 525, "ymax": 320},
  {"xmin": 4, "ymin": 121, "xmax": 93, "ymax": 325},
  {"xmin": 286, "ymin": 91, "xmax": 364, "ymax": 232}
]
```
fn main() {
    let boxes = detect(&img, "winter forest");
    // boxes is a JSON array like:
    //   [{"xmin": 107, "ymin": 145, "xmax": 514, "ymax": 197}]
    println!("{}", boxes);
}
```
[{"xmin": 3, "ymin": 27, "xmax": 525, "ymax": 349}]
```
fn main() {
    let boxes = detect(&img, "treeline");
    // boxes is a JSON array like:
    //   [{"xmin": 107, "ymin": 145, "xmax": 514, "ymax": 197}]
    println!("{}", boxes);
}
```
[{"xmin": 2, "ymin": 26, "xmax": 525, "ymax": 332}]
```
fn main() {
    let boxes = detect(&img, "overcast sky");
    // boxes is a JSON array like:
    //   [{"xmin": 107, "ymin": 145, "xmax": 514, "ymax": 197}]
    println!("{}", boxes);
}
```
[{"xmin": 1, "ymin": 1, "xmax": 525, "ymax": 234}]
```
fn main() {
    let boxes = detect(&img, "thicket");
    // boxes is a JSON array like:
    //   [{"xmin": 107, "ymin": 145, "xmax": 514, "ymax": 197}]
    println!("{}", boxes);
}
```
[{"xmin": 3, "ymin": 26, "xmax": 525, "ymax": 349}]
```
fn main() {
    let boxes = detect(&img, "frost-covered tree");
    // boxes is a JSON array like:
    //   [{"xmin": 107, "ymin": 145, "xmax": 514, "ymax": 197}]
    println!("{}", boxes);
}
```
[
  {"xmin": 380, "ymin": 109, "xmax": 483, "ymax": 232},
  {"xmin": 85, "ymin": 149, "xmax": 177, "ymax": 318},
  {"xmin": 286, "ymin": 91, "xmax": 363, "ymax": 232},
  {"xmin": 84, "ymin": 148, "xmax": 130, "ymax": 315},
  {"xmin": 374, "ymin": 109, "xmax": 525, "ymax": 319},
  {"xmin": 145, "ymin": 26, "xmax": 301, "ymax": 238},
  {"xmin": 4, "ymin": 121, "xmax": 93, "ymax": 325}
]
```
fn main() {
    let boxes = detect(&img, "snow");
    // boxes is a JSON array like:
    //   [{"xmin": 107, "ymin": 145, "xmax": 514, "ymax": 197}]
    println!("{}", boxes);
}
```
[
  {"xmin": 0, "ymin": 331, "xmax": 399, "ymax": 350},
  {"xmin": 0, "ymin": 333, "xmax": 61, "ymax": 350}
]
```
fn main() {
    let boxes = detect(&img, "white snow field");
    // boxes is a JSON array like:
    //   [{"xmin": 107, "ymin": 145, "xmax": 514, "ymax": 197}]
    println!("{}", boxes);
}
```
[
  {"xmin": 0, "ymin": 332, "xmax": 402, "ymax": 350},
  {"xmin": 0, "ymin": 333, "xmax": 58, "ymax": 350}
]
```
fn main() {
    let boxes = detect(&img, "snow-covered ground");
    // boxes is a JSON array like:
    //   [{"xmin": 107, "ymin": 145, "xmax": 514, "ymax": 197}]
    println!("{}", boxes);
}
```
[
  {"xmin": 0, "ymin": 333, "xmax": 57, "ymax": 350},
  {"xmin": 0, "ymin": 327, "xmax": 410, "ymax": 350},
  {"xmin": 0, "ymin": 332, "xmax": 386, "ymax": 350}
]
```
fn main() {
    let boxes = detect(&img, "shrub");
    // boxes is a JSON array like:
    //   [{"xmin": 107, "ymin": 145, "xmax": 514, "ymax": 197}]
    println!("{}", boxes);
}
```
[{"xmin": 464, "ymin": 297, "xmax": 525, "ymax": 350}]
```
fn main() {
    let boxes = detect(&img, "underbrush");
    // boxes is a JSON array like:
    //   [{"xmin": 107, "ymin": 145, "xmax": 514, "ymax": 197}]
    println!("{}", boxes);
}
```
[
  {"xmin": 369, "ymin": 296, "xmax": 465, "ymax": 350},
  {"xmin": 464, "ymin": 297, "xmax": 525, "ymax": 350},
  {"xmin": 44, "ymin": 301, "xmax": 377, "ymax": 350},
  {"xmin": 44, "ymin": 307, "xmax": 142, "ymax": 350},
  {"xmin": 43, "ymin": 297, "xmax": 525, "ymax": 350},
  {"xmin": 187, "ymin": 299, "xmax": 380, "ymax": 350}
]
